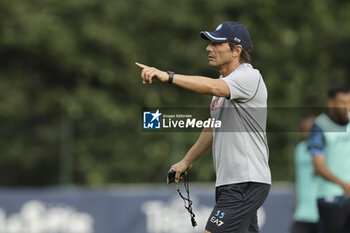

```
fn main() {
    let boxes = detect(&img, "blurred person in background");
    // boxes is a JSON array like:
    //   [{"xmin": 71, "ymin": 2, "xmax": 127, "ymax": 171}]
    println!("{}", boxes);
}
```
[
  {"xmin": 308, "ymin": 84, "xmax": 350, "ymax": 233},
  {"xmin": 136, "ymin": 21, "xmax": 271, "ymax": 233},
  {"xmin": 290, "ymin": 115, "xmax": 319, "ymax": 233}
]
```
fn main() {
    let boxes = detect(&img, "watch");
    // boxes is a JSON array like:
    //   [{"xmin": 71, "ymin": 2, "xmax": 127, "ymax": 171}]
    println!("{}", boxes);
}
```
[{"xmin": 167, "ymin": 71, "xmax": 175, "ymax": 84}]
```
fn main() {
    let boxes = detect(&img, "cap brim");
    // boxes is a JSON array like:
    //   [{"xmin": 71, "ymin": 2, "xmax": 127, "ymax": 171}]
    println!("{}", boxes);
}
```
[{"xmin": 200, "ymin": 31, "xmax": 228, "ymax": 42}]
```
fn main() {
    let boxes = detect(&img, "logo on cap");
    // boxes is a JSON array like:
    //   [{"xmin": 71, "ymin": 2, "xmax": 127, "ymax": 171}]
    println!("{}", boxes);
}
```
[
  {"xmin": 216, "ymin": 24, "xmax": 223, "ymax": 31},
  {"xmin": 234, "ymin": 37, "xmax": 241, "ymax": 43}
]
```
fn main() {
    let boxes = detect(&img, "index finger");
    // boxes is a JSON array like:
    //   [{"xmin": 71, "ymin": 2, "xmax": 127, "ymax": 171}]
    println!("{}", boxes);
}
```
[{"xmin": 135, "ymin": 62, "xmax": 148, "ymax": 69}]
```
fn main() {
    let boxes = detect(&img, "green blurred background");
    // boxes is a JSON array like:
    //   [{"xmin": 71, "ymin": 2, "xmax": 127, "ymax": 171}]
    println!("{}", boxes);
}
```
[{"xmin": 0, "ymin": 0, "xmax": 349, "ymax": 187}]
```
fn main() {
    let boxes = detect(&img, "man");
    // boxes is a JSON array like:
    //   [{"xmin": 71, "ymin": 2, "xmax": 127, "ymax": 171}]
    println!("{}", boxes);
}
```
[
  {"xmin": 136, "ymin": 21, "xmax": 271, "ymax": 233},
  {"xmin": 308, "ymin": 84, "xmax": 350, "ymax": 233},
  {"xmin": 290, "ymin": 116, "xmax": 319, "ymax": 233}
]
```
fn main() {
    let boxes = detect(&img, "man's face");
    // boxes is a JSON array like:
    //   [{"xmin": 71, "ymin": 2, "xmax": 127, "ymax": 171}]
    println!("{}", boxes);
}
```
[
  {"xmin": 328, "ymin": 92, "xmax": 350, "ymax": 123},
  {"xmin": 206, "ymin": 42, "xmax": 238, "ymax": 67}
]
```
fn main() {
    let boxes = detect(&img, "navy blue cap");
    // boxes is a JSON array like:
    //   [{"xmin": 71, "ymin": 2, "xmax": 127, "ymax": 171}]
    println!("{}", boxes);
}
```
[{"xmin": 200, "ymin": 22, "xmax": 252, "ymax": 50}]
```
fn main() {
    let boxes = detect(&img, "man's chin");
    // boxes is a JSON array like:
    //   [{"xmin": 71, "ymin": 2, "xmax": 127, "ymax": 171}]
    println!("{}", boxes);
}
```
[
  {"xmin": 208, "ymin": 61, "xmax": 218, "ymax": 67},
  {"xmin": 339, "ymin": 116, "xmax": 349, "ymax": 125}
]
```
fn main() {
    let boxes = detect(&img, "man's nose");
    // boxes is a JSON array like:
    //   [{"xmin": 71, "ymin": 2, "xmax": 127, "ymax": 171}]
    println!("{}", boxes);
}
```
[{"xmin": 206, "ymin": 44, "xmax": 213, "ymax": 52}]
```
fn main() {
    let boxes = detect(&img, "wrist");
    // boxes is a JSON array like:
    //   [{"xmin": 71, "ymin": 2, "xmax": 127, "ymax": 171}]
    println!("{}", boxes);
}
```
[
  {"xmin": 167, "ymin": 71, "xmax": 175, "ymax": 84},
  {"xmin": 182, "ymin": 157, "xmax": 193, "ymax": 169}
]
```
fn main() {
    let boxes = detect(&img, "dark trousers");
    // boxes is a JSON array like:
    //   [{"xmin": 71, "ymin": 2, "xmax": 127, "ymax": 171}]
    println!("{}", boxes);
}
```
[
  {"xmin": 290, "ymin": 221, "xmax": 319, "ymax": 233},
  {"xmin": 317, "ymin": 196, "xmax": 350, "ymax": 233},
  {"xmin": 205, "ymin": 182, "xmax": 270, "ymax": 233}
]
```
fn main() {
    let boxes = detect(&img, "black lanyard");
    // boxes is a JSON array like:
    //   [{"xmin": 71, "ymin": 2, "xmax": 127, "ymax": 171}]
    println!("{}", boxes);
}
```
[{"xmin": 176, "ymin": 174, "xmax": 197, "ymax": 227}]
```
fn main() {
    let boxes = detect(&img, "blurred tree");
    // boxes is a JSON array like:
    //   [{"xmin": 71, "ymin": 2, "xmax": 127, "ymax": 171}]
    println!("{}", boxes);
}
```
[{"xmin": 0, "ymin": 0, "xmax": 349, "ymax": 186}]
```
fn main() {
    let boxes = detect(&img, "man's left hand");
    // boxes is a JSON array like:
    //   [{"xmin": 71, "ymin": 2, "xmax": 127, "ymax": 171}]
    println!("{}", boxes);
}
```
[{"xmin": 340, "ymin": 182, "xmax": 350, "ymax": 196}]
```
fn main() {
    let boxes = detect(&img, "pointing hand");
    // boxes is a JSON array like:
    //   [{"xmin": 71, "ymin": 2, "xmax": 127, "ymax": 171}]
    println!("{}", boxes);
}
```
[{"xmin": 135, "ymin": 62, "xmax": 168, "ymax": 84}]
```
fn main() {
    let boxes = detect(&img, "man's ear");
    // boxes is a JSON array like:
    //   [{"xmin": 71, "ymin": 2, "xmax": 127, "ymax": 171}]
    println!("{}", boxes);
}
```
[{"xmin": 232, "ymin": 44, "xmax": 242, "ymax": 58}]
